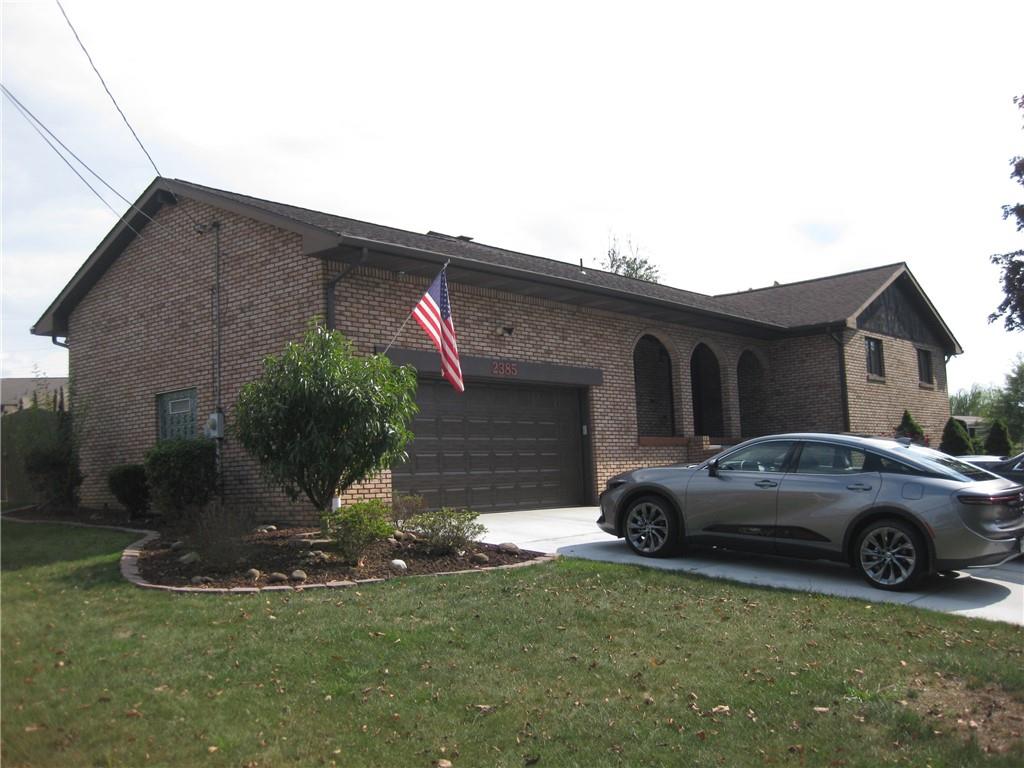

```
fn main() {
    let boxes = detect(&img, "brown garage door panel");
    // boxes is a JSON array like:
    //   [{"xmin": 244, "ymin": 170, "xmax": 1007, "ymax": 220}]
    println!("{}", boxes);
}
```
[{"xmin": 392, "ymin": 379, "xmax": 584, "ymax": 512}]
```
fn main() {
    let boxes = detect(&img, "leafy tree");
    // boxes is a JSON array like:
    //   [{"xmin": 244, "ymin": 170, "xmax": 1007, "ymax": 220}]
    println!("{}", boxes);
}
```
[
  {"xmin": 894, "ymin": 409, "xmax": 926, "ymax": 444},
  {"xmin": 602, "ymin": 235, "xmax": 659, "ymax": 282},
  {"xmin": 985, "ymin": 419, "xmax": 1012, "ymax": 456},
  {"xmin": 234, "ymin": 324, "xmax": 419, "ymax": 512},
  {"xmin": 938, "ymin": 417, "xmax": 974, "ymax": 456},
  {"xmin": 990, "ymin": 94, "xmax": 1024, "ymax": 331},
  {"xmin": 990, "ymin": 353, "xmax": 1024, "ymax": 446},
  {"xmin": 949, "ymin": 383, "xmax": 1000, "ymax": 417}
]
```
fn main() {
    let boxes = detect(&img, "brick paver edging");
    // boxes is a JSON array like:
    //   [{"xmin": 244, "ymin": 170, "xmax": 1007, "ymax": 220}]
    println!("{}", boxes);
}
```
[{"xmin": 1, "ymin": 514, "xmax": 557, "ymax": 594}]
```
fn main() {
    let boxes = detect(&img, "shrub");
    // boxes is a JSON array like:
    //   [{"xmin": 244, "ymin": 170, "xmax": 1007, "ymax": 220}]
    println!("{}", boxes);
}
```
[
  {"xmin": 321, "ymin": 500, "xmax": 394, "ymax": 565},
  {"xmin": 144, "ymin": 439, "xmax": 218, "ymax": 520},
  {"xmin": 107, "ymin": 464, "xmax": 149, "ymax": 518},
  {"xmin": 234, "ymin": 324, "xmax": 418, "ymax": 513},
  {"xmin": 405, "ymin": 508, "xmax": 486, "ymax": 554},
  {"xmin": 24, "ymin": 440, "xmax": 83, "ymax": 510},
  {"xmin": 391, "ymin": 494, "xmax": 427, "ymax": 527},
  {"xmin": 985, "ymin": 419, "xmax": 1012, "ymax": 456},
  {"xmin": 938, "ymin": 417, "xmax": 973, "ymax": 456},
  {"xmin": 894, "ymin": 410, "xmax": 925, "ymax": 444}
]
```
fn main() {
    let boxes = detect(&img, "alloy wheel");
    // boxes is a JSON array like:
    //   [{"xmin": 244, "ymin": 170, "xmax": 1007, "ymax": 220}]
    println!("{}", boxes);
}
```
[
  {"xmin": 859, "ymin": 526, "xmax": 918, "ymax": 587},
  {"xmin": 626, "ymin": 501, "xmax": 670, "ymax": 555}
]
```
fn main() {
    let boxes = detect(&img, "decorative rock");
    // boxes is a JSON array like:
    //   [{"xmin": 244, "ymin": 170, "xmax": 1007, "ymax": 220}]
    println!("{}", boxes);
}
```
[
  {"xmin": 267, "ymin": 572, "xmax": 289, "ymax": 584},
  {"xmin": 470, "ymin": 552, "xmax": 490, "ymax": 564},
  {"xmin": 245, "ymin": 568, "xmax": 261, "ymax": 580},
  {"xmin": 190, "ymin": 576, "xmax": 214, "ymax": 585},
  {"xmin": 393, "ymin": 530, "xmax": 408, "ymax": 541},
  {"xmin": 169, "ymin": 540, "xmax": 186, "ymax": 552},
  {"xmin": 404, "ymin": 531, "xmax": 418, "ymax": 541},
  {"xmin": 178, "ymin": 551, "xmax": 201, "ymax": 565},
  {"xmin": 287, "ymin": 537, "xmax": 313, "ymax": 548},
  {"xmin": 254, "ymin": 524, "xmax": 277, "ymax": 533},
  {"xmin": 497, "ymin": 542, "xmax": 521, "ymax": 555},
  {"xmin": 290, "ymin": 569, "xmax": 308, "ymax": 582},
  {"xmin": 389, "ymin": 559, "xmax": 408, "ymax": 572},
  {"xmin": 387, "ymin": 538, "xmax": 399, "ymax": 546}
]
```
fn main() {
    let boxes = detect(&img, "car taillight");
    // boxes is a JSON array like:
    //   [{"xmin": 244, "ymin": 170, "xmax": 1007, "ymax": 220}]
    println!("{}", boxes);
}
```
[{"xmin": 958, "ymin": 490, "xmax": 1024, "ymax": 507}]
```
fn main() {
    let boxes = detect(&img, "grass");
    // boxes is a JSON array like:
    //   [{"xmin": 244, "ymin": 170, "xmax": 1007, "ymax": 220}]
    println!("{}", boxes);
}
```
[{"xmin": 2, "ymin": 521, "xmax": 1022, "ymax": 768}]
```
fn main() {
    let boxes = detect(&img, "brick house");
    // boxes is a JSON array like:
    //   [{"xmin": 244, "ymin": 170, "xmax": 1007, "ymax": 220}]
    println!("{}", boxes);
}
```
[{"xmin": 32, "ymin": 178, "xmax": 961, "ymax": 523}]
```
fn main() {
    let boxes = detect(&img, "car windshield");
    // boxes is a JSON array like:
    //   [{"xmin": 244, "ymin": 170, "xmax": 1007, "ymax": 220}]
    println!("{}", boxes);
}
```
[{"xmin": 902, "ymin": 446, "xmax": 997, "ymax": 481}]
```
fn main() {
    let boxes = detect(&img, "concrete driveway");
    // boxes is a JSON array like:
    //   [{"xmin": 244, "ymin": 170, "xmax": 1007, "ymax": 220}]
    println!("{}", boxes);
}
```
[{"xmin": 481, "ymin": 506, "xmax": 1024, "ymax": 625}]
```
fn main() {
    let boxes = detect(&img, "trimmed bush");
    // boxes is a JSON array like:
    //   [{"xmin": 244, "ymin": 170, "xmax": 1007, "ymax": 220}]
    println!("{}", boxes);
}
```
[
  {"xmin": 894, "ymin": 410, "xmax": 925, "ymax": 444},
  {"xmin": 107, "ymin": 464, "xmax": 149, "ymax": 518},
  {"xmin": 938, "ymin": 417, "xmax": 974, "ymax": 456},
  {"xmin": 144, "ymin": 439, "xmax": 218, "ymax": 520},
  {"xmin": 405, "ymin": 508, "xmax": 486, "ymax": 554},
  {"xmin": 321, "ymin": 500, "xmax": 394, "ymax": 565},
  {"xmin": 24, "ymin": 440, "xmax": 83, "ymax": 510},
  {"xmin": 985, "ymin": 419, "xmax": 1012, "ymax": 457}
]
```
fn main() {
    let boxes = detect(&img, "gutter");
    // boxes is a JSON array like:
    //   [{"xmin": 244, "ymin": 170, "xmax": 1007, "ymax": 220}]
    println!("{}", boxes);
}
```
[{"xmin": 829, "ymin": 326, "xmax": 851, "ymax": 432}]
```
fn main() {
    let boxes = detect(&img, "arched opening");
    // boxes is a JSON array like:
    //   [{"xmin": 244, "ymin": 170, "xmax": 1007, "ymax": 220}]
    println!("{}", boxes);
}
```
[
  {"xmin": 737, "ymin": 350, "xmax": 769, "ymax": 438},
  {"xmin": 690, "ymin": 343, "xmax": 723, "ymax": 437},
  {"xmin": 633, "ymin": 335, "xmax": 675, "ymax": 436}
]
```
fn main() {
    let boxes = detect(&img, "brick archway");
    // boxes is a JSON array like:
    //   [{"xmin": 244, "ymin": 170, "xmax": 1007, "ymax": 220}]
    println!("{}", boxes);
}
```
[{"xmin": 690, "ymin": 343, "xmax": 723, "ymax": 437}]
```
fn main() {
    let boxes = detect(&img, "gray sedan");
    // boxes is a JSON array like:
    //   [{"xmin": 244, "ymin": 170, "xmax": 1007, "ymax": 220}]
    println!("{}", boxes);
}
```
[{"xmin": 598, "ymin": 433, "xmax": 1024, "ymax": 590}]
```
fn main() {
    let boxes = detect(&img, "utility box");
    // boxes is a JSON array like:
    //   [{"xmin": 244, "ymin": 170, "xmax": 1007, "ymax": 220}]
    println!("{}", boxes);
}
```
[{"xmin": 203, "ymin": 411, "xmax": 224, "ymax": 439}]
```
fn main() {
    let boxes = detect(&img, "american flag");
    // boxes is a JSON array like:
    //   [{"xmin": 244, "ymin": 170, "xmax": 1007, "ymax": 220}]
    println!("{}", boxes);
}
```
[{"xmin": 412, "ymin": 267, "xmax": 464, "ymax": 392}]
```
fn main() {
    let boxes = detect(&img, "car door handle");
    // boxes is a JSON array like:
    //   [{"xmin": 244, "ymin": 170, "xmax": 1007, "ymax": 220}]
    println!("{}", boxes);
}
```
[
  {"xmin": 754, "ymin": 480, "xmax": 778, "ymax": 488},
  {"xmin": 847, "ymin": 483, "xmax": 873, "ymax": 492}
]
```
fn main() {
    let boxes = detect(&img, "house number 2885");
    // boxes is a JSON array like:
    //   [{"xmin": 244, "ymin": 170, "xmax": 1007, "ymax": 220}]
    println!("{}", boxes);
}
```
[{"xmin": 491, "ymin": 361, "xmax": 518, "ymax": 377}]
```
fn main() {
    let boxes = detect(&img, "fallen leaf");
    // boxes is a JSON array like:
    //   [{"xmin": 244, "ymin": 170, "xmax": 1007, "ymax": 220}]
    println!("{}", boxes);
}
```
[
  {"xmin": 125, "ymin": 709, "xmax": 143, "ymax": 718},
  {"xmin": 813, "ymin": 707, "xmax": 830, "ymax": 714},
  {"xmin": 712, "ymin": 705, "xmax": 731, "ymax": 715},
  {"xmin": 24, "ymin": 724, "xmax": 46, "ymax": 733}
]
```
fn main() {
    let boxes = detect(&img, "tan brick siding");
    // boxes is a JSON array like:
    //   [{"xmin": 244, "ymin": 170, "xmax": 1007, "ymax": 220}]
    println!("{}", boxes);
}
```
[
  {"xmin": 844, "ymin": 328, "xmax": 950, "ymax": 444},
  {"xmin": 68, "ymin": 200, "xmax": 953, "ymax": 526}
]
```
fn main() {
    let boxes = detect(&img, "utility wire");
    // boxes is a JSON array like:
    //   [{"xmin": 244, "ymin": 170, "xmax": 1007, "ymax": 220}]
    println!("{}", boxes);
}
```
[
  {"xmin": 55, "ymin": 0, "xmax": 161, "ymax": 178},
  {"xmin": 2, "ymin": 85, "xmax": 143, "ymax": 239},
  {"xmin": 1, "ymin": 83, "xmax": 168, "ymax": 235},
  {"xmin": 55, "ymin": 0, "xmax": 200, "ymax": 228}
]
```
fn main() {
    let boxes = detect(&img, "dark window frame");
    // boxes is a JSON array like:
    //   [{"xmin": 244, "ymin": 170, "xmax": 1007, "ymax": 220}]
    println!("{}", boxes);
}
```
[
  {"xmin": 865, "ymin": 337, "xmax": 885, "ymax": 378},
  {"xmin": 157, "ymin": 388, "xmax": 198, "ymax": 441},
  {"xmin": 916, "ymin": 348, "xmax": 934, "ymax": 384}
]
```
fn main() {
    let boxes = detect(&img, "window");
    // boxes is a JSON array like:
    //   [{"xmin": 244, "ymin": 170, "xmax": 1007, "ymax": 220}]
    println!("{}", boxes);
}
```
[
  {"xmin": 917, "ymin": 349, "xmax": 933, "ymax": 384},
  {"xmin": 157, "ymin": 388, "xmax": 197, "ymax": 440},
  {"xmin": 865, "ymin": 337, "xmax": 885, "ymax": 377},
  {"xmin": 795, "ymin": 443, "xmax": 868, "ymax": 474},
  {"xmin": 717, "ymin": 441, "xmax": 795, "ymax": 473}
]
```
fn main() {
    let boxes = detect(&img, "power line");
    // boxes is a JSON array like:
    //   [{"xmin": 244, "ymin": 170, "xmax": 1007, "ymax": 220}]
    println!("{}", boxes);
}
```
[
  {"xmin": 1, "ymin": 83, "xmax": 168, "ymax": 235},
  {"xmin": 54, "ymin": 0, "xmax": 201, "ymax": 228},
  {"xmin": 2, "ymin": 86, "xmax": 143, "ymax": 239},
  {"xmin": 54, "ymin": 0, "xmax": 161, "ymax": 178}
]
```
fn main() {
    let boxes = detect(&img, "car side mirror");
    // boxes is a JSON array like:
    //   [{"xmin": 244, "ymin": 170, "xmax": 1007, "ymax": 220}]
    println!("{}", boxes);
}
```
[{"xmin": 707, "ymin": 459, "xmax": 719, "ymax": 477}]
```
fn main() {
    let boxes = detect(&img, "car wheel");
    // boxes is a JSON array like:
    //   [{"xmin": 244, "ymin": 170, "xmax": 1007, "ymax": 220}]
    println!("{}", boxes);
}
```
[
  {"xmin": 623, "ymin": 495, "xmax": 679, "ymax": 558},
  {"xmin": 854, "ymin": 520, "xmax": 926, "ymax": 591}
]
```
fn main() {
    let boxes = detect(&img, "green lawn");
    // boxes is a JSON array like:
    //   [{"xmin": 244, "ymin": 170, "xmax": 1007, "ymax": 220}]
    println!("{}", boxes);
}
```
[{"xmin": 2, "ymin": 521, "xmax": 1021, "ymax": 767}]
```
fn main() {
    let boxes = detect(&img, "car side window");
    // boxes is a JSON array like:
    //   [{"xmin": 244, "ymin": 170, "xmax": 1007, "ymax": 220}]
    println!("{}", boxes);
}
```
[
  {"xmin": 795, "ymin": 443, "xmax": 868, "ymax": 475},
  {"xmin": 865, "ymin": 454, "xmax": 920, "ymax": 476},
  {"xmin": 718, "ymin": 441, "xmax": 794, "ymax": 473}
]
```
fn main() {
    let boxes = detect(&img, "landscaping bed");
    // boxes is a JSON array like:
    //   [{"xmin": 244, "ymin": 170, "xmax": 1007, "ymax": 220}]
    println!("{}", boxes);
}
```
[{"xmin": 137, "ymin": 525, "xmax": 542, "ymax": 588}]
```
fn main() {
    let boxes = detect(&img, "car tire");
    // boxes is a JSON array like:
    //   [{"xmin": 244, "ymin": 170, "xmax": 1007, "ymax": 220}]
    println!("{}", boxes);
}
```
[
  {"xmin": 623, "ymin": 495, "xmax": 680, "ymax": 558},
  {"xmin": 854, "ymin": 519, "xmax": 927, "ymax": 591}
]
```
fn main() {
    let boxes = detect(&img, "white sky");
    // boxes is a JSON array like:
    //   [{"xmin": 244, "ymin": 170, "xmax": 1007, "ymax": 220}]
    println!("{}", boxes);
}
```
[{"xmin": 2, "ymin": 0, "xmax": 1022, "ymax": 394}]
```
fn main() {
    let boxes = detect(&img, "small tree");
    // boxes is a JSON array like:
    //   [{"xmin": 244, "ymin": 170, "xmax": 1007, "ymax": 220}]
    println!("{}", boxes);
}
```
[
  {"xmin": 107, "ymin": 464, "xmax": 149, "ymax": 518},
  {"xmin": 234, "ymin": 325, "xmax": 419, "ymax": 512},
  {"xmin": 989, "ymin": 94, "xmax": 1023, "ymax": 332},
  {"xmin": 985, "ymin": 419, "xmax": 1012, "ymax": 456},
  {"xmin": 601, "ymin": 235, "xmax": 660, "ymax": 282},
  {"xmin": 938, "ymin": 417, "xmax": 973, "ymax": 456},
  {"xmin": 894, "ymin": 410, "xmax": 926, "ymax": 444}
]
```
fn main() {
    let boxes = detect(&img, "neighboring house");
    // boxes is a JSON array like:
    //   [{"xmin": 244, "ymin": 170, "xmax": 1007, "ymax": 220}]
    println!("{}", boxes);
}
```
[
  {"xmin": 0, "ymin": 377, "xmax": 69, "ymax": 414},
  {"xmin": 953, "ymin": 414, "xmax": 989, "ymax": 444},
  {"xmin": 31, "ymin": 178, "xmax": 962, "ymax": 523}
]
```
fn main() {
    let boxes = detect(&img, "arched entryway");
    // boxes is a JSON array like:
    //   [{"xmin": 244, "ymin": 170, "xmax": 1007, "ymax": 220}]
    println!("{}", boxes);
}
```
[
  {"xmin": 690, "ymin": 343, "xmax": 723, "ymax": 437},
  {"xmin": 633, "ymin": 335, "xmax": 675, "ymax": 436},
  {"xmin": 737, "ymin": 350, "xmax": 769, "ymax": 438}
]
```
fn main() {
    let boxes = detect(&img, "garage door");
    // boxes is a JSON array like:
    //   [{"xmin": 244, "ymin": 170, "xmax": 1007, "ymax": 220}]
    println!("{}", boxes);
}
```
[{"xmin": 392, "ymin": 379, "xmax": 584, "ymax": 512}]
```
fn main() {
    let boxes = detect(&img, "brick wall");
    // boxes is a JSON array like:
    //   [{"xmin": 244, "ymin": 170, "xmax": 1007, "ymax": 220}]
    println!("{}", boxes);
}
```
[
  {"xmin": 69, "ymin": 197, "xmax": 323, "ymax": 525},
  {"xmin": 68, "ymin": 199, "xmax": 953, "ymax": 526},
  {"xmin": 843, "ymin": 328, "xmax": 950, "ymax": 444}
]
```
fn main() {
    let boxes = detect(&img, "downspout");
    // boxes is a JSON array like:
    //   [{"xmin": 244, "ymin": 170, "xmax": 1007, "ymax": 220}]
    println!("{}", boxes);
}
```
[
  {"xmin": 829, "ymin": 325, "xmax": 851, "ymax": 433},
  {"xmin": 197, "ymin": 220, "xmax": 225, "ymax": 503},
  {"xmin": 325, "ymin": 247, "xmax": 368, "ymax": 330},
  {"xmin": 51, "ymin": 336, "xmax": 69, "ymax": 349}
]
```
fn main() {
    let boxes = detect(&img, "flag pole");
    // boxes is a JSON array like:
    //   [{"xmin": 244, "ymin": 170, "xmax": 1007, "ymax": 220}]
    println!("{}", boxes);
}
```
[{"xmin": 383, "ymin": 260, "xmax": 450, "ymax": 354}]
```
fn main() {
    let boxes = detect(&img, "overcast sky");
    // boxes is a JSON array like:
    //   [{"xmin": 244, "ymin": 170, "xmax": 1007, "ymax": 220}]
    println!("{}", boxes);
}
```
[{"xmin": 2, "ymin": 1, "xmax": 1022, "ymax": 394}]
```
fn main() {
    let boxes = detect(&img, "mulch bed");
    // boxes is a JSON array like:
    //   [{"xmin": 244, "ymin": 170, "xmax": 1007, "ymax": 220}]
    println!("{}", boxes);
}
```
[{"xmin": 137, "ymin": 526, "xmax": 542, "ymax": 589}]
